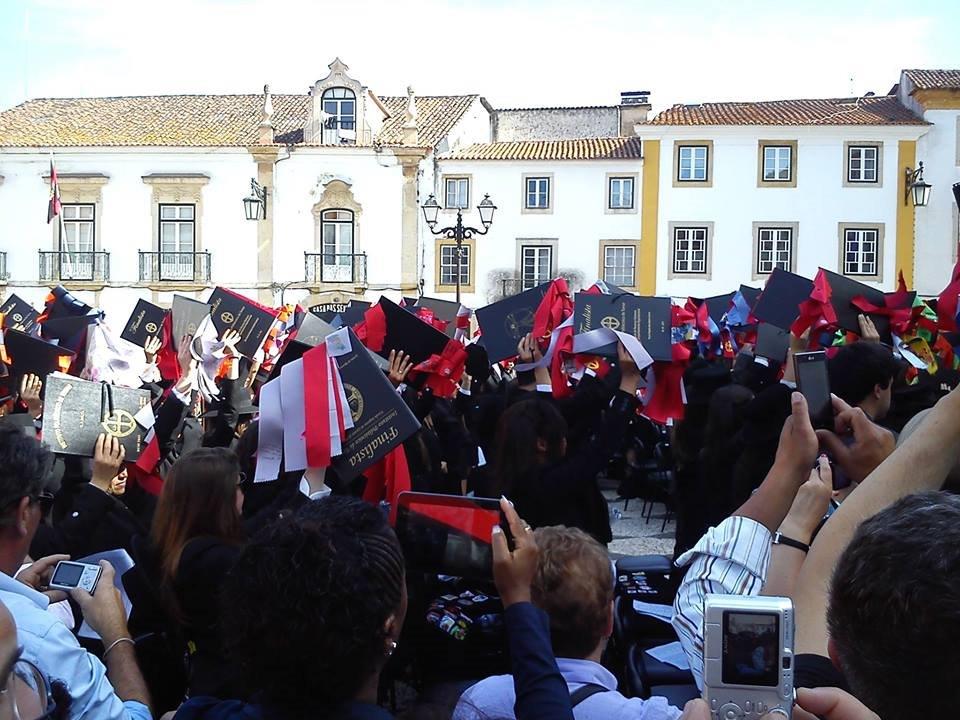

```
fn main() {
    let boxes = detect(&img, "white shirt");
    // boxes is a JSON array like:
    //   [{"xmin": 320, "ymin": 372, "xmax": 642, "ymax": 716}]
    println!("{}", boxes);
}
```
[{"xmin": 671, "ymin": 516, "xmax": 772, "ymax": 690}]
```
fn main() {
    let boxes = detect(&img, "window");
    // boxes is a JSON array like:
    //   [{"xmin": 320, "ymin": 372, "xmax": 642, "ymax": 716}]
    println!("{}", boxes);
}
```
[
  {"xmin": 677, "ymin": 145, "xmax": 709, "ymax": 182},
  {"xmin": 843, "ymin": 228, "xmax": 879, "ymax": 276},
  {"xmin": 159, "ymin": 204, "xmax": 196, "ymax": 280},
  {"xmin": 603, "ymin": 245, "xmax": 636, "ymax": 286},
  {"xmin": 321, "ymin": 209, "xmax": 355, "ymax": 282},
  {"xmin": 525, "ymin": 177, "xmax": 551, "ymax": 210},
  {"xmin": 672, "ymin": 227, "xmax": 708, "ymax": 274},
  {"xmin": 439, "ymin": 244, "xmax": 470, "ymax": 285},
  {"xmin": 608, "ymin": 177, "xmax": 635, "ymax": 209},
  {"xmin": 847, "ymin": 145, "xmax": 879, "ymax": 183},
  {"xmin": 521, "ymin": 245, "xmax": 553, "ymax": 289},
  {"xmin": 61, "ymin": 204, "xmax": 95, "ymax": 254},
  {"xmin": 763, "ymin": 146, "xmax": 792, "ymax": 182},
  {"xmin": 444, "ymin": 177, "xmax": 470, "ymax": 210},
  {"xmin": 321, "ymin": 87, "xmax": 356, "ymax": 143},
  {"xmin": 756, "ymin": 227, "xmax": 793, "ymax": 274}
]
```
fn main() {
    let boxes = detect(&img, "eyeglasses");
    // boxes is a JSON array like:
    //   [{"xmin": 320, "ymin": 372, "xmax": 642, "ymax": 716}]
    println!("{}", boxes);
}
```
[
  {"xmin": 30, "ymin": 493, "xmax": 55, "ymax": 518},
  {"xmin": 0, "ymin": 654, "xmax": 57, "ymax": 720}
]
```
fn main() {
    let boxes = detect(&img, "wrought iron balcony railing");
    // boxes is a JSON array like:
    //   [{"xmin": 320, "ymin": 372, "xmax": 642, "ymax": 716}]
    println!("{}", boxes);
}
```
[
  {"xmin": 305, "ymin": 252, "xmax": 367, "ymax": 285},
  {"xmin": 39, "ymin": 251, "xmax": 110, "ymax": 283},
  {"xmin": 0, "ymin": 252, "xmax": 7, "ymax": 282},
  {"xmin": 139, "ymin": 251, "xmax": 212, "ymax": 284}
]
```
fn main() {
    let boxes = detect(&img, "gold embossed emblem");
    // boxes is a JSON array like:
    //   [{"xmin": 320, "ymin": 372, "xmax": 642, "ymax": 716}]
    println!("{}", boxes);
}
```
[
  {"xmin": 344, "ymin": 383, "xmax": 364, "ymax": 423},
  {"xmin": 145, "ymin": 322, "xmax": 158, "ymax": 334},
  {"xmin": 600, "ymin": 316, "xmax": 621, "ymax": 330},
  {"xmin": 504, "ymin": 309, "xmax": 535, "ymax": 339},
  {"xmin": 12, "ymin": 313, "xmax": 23, "ymax": 323},
  {"xmin": 220, "ymin": 312, "xmax": 235, "ymax": 324},
  {"xmin": 101, "ymin": 409, "xmax": 137, "ymax": 438}
]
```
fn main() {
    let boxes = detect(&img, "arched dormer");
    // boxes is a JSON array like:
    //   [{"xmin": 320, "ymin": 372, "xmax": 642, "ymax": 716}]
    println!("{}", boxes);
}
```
[{"xmin": 306, "ymin": 58, "xmax": 382, "ymax": 145}]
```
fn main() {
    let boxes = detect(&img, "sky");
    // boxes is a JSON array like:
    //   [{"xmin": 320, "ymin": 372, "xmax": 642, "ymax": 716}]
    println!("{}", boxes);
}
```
[{"xmin": 0, "ymin": 0, "xmax": 958, "ymax": 113}]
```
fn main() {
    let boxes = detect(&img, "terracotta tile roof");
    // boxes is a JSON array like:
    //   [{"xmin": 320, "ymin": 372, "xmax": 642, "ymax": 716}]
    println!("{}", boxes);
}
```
[
  {"xmin": 443, "ymin": 137, "xmax": 642, "ymax": 161},
  {"xmin": 645, "ymin": 95, "xmax": 927, "ymax": 126},
  {"xmin": 0, "ymin": 93, "xmax": 479, "ymax": 148},
  {"xmin": 903, "ymin": 69, "xmax": 960, "ymax": 91}
]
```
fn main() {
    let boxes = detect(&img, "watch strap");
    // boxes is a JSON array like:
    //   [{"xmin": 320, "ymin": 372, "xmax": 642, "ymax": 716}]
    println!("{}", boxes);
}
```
[{"xmin": 773, "ymin": 532, "xmax": 810, "ymax": 553}]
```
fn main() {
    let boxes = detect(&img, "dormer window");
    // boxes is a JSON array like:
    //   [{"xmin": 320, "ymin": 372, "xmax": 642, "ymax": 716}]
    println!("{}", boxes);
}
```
[{"xmin": 322, "ymin": 87, "xmax": 356, "ymax": 144}]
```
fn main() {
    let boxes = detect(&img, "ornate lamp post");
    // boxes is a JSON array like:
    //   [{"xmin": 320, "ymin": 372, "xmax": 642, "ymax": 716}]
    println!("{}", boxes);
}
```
[{"xmin": 421, "ymin": 193, "xmax": 496, "ymax": 303}]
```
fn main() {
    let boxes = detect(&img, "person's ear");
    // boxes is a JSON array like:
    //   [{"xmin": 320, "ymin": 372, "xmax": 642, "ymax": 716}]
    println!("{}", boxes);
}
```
[
  {"xmin": 382, "ymin": 613, "xmax": 401, "ymax": 657},
  {"xmin": 827, "ymin": 637, "xmax": 843, "ymax": 672},
  {"xmin": 15, "ymin": 496, "xmax": 32, "ymax": 537},
  {"xmin": 535, "ymin": 438, "xmax": 548, "ymax": 454},
  {"xmin": 873, "ymin": 383, "xmax": 884, "ymax": 400},
  {"xmin": 605, "ymin": 600, "xmax": 615, "ymax": 638}
]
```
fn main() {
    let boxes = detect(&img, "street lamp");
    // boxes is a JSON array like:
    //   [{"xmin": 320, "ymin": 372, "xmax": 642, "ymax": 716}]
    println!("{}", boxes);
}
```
[
  {"xmin": 421, "ymin": 192, "xmax": 496, "ymax": 303},
  {"xmin": 243, "ymin": 178, "xmax": 268, "ymax": 220},
  {"xmin": 904, "ymin": 162, "xmax": 932, "ymax": 207}
]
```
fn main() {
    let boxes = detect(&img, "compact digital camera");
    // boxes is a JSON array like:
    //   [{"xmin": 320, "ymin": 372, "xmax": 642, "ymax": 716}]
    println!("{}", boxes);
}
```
[
  {"xmin": 703, "ymin": 594, "xmax": 794, "ymax": 719},
  {"xmin": 49, "ymin": 560, "xmax": 102, "ymax": 594}
]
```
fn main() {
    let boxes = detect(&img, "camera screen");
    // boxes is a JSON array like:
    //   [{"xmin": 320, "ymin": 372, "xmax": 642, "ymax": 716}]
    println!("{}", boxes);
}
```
[
  {"xmin": 51, "ymin": 562, "xmax": 85, "ymax": 587},
  {"xmin": 722, "ymin": 611, "xmax": 780, "ymax": 687}
]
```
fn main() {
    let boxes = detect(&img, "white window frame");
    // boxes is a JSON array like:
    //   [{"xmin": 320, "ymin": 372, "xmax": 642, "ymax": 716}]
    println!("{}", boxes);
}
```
[
  {"xmin": 321, "ymin": 87, "xmax": 357, "ymax": 144},
  {"xmin": 61, "ymin": 203, "xmax": 95, "ymax": 254},
  {"xmin": 158, "ymin": 203, "xmax": 196, "ymax": 281},
  {"xmin": 439, "ymin": 243, "xmax": 470, "ymax": 286},
  {"xmin": 842, "ymin": 228, "xmax": 879, "ymax": 276},
  {"xmin": 524, "ymin": 177, "xmax": 551, "ymax": 210},
  {"xmin": 520, "ymin": 244, "xmax": 554, "ymax": 290},
  {"xmin": 847, "ymin": 145, "xmax": 879, "ymax": 183},
  {"xmin": 603, "ymin": 244, "xmax": 636, "ymax": 287},
  {"xmin": 762, "ymin": 146, "xmax": 792, "ymax": 182},
  {"xmin": 608, "ymin": 177, "xmax": 635, "ymax": 209},
  {"xmin": 756, "ymin": 227, "xmax": 793, "ymax": 275},
  {"xmin": 321, "ymin": 209, "xmax": 356, "ymax": 282},
  {"xmin": 444, "ymin": 177, "xmax": 470, "ymax": 210},
  {"xmin": 678, "ymin": 145, "xmax": 709, "ymax": 182},
  {"xmin": 672, "ymin": 226, "xmax": 709, "ymax": 275}
]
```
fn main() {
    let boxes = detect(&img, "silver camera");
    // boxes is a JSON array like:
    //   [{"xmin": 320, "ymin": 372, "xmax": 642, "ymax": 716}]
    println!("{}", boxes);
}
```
[{"xmin": 703, "ymin": 594, "xmax": 794, "ymax": 719}]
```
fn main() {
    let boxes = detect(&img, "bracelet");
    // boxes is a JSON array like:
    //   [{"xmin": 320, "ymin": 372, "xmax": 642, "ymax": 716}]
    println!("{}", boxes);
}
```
[
  {"xmin": 772, "ymin": 532, "xmax": 810, "ymax": 553},
  {"xmin": 103, "ymin": 636, "xmax": 135, "ymax": 659}
]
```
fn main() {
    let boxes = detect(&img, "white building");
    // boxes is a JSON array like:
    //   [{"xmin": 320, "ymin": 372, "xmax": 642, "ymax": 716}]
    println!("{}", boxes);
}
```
[
  {"xmin": 0, "ymin": 62, "xmax": 957, "ymax": 322},
  {"xmin": 636, "ymin": 69, "xmax": 960, "ymax": 298}
]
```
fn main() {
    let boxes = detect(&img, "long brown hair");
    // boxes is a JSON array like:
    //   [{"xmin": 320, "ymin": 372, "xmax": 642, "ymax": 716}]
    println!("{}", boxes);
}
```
[{"xmin": 151, "ymin": 447, "xmax": 244, "ymax": 588}]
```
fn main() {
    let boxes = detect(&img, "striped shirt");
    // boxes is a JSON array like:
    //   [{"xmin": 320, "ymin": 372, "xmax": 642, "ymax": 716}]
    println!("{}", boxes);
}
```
[{"xmin": 671, "ymin": 516, "xmax": 772, "ymax": 690}]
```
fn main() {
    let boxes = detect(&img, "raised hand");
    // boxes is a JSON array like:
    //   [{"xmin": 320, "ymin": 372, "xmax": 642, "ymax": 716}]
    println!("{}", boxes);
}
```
[
  {"xmin": 177, "ymin": 333, "xmax": 197, "ymax": 375},
  {"xmin": 387, "ymin": 349, "xmax": 413, "ymax": 387},
  {"xmin": 221, "ymin": 329, "xmax": 242, "ymax": 358},
  {"xmin": 816, "ymin": 394, "xmax": 895, "ymax": 484},
  {"xmin": 91, "ymin": 433, "xmax": 126, "ymax": 493},
  {"xmin": 780, "ymin": 455, "xmax": 833, "ymax": 542},
  {"xmin": 617, "ymin": 342, "xmax": 642, "ymax": 393},
  {"xmin": 143, "ymin": 335, "xmax": 163, "ymax": 365},
  {"xmin": 19, "ymin": 373, "xmax": 43, "ymax": 419},
  {"xmin": 492, "ymin": 497, "xmax": 539, "ymax": 608},
  {"xmin": 517, "ymin": 333, "xmax": 542, "ymax": 364},
  {"xmin": 774, "ymin": 392, "xmax": 820, "ymax": 479},
  {"xmin": 857, "ymin": 314, "xmax": 881, "ymax": 344}
]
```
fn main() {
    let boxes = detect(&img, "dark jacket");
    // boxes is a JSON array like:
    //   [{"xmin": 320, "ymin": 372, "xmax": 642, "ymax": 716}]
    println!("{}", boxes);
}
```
[
  {"xmin": 512, "ymin": 389, "xmax": 636, "ymax": 545},
  {"xmin": 48, "ymin": 482, "xmax": 149, "ymax": 559},
  {"xmin": 172, "ymin": 603, "xmax": 573, "ymax": 720},
  {"xmin": 174, "ymin": 536, "xmax": 243, "ymax": 699}
]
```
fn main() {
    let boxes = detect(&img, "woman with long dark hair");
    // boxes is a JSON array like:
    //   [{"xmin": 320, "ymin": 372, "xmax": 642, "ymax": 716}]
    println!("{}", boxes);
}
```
[
  {"xmin": 151, "ymin": 447, "xmax": 244, "ymax": 699},
  {"xmin": 492, "ymin": 344, "xmax": 642, "ymax": 544}
]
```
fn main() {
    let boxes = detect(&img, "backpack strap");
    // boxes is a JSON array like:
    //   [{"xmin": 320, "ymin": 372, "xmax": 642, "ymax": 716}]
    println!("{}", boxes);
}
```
[{"xmin": 569, "ymin": 683, "xmax": 607, "ymax": 708}]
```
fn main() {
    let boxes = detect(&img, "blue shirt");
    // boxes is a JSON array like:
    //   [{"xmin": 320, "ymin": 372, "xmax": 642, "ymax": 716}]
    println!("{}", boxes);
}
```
[
  {"xmin": 0, "ymin": 572, "xmax": 151, "ymax": 720},
  {"xmin": 454, "ymin": 656, "xmax": 683, "ymax": 720}
]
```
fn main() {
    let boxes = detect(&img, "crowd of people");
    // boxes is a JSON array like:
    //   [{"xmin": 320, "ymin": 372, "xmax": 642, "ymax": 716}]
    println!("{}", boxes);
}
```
[{"xmin": 3, "ymin": 271, "xmax": 960, "ymax": 720}]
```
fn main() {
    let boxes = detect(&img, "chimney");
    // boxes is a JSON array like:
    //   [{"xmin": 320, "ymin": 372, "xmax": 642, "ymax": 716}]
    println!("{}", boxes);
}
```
[
  {"xmin": 619, "ymin": 90, "xmax": 651, "ymax": 136},
  {"xmin": 258, "ymin": 84, "xmax": 275, "ymax": 145},
  {"xmin": 402, "ymin": 85, "xmax": 419, "ymax": 145}
]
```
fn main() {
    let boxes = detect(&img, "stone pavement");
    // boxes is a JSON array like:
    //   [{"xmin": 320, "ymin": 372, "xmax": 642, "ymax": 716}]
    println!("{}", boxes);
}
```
[{"xmin": 601, "ymin": 480, "xmax": 676, "ymax": 559}]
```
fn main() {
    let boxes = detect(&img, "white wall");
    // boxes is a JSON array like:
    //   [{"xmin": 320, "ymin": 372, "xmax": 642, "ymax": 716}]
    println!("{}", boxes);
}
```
[
  {"xmin": 644, "ymin": 127, "xmax": 920, "ymax": 298},
  {"xmin": 914, "ymin": 108, "xmax": 960, "ymax": 296},
  {"xmin": 432, "ymin": 158, "xmax": 643, "ymax": 305}
]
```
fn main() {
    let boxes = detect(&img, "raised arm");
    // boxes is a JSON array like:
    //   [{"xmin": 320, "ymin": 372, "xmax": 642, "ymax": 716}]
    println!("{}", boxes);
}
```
[{"xmin": 793, "ymin": 389, "xmax": 949, "ymax": 656}]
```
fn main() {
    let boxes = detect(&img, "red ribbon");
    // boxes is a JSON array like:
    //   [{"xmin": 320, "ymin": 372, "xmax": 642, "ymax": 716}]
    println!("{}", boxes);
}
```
[
  {"xmin": 415, "ymin": 307, "xmax": 449, "ymax": 333},
  {"xmin": 409, "ymin": 339, "xmax": 468, "ymax": 398},
  {"xmin": 550, "ymin": 323, "xmax": 575, "ymax": 398},
  {"xmin": 362, "ymin": 444, "xmax": 412, "ymax": 526},
  {"xmin": 353, "ymin": 304, "xmax": 387, "ymax": 352},
  {"xmin": 156, "ymin": 311, "xmax": 181, "ymax": 383},
  {"xmin": 303, "ymin": 344, "xmax": 332, "ymax": 468},
  {"xmin": 790, "ymin": 269, "xmax": 837, "ymax": 343},
  {"xmin": 643, "ymin": 343, "xmax": 690, "ymax": 424},
  {"xmin": 672, "ymin": 303, "xmax": 696, "ymax": 327},
  {"xmin": 937, "ymin": 258, "xmax": 960, "ymax": 333},
  {"xmin": 532, "ymin": 278, "xmax": 573, "ymax": 340}
]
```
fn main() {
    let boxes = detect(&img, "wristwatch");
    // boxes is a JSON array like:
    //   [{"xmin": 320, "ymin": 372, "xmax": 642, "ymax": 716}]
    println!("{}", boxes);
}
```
[{"xmin": 772, "ymin": 532, "xmax": 809, "ymax": 553}]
